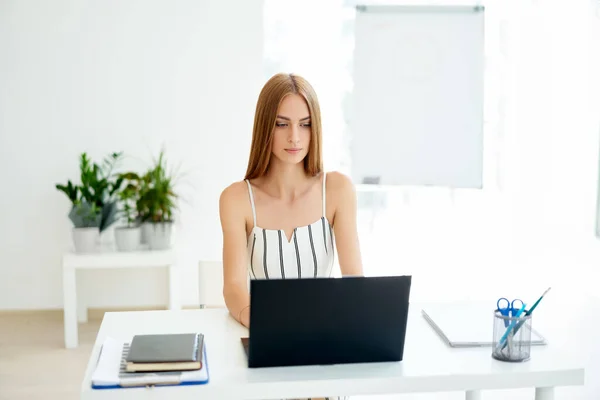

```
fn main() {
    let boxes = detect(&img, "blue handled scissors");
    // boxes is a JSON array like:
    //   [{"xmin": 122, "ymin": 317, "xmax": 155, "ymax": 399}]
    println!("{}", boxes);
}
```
[{"xmin": 496, "ymin": 297, "xmax": 524, "ymax": 327}]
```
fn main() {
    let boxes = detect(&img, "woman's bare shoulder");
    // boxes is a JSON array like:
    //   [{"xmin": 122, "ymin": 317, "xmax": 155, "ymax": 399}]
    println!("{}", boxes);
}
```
[
  {"xmin": 221, "ymin": 180, "xmax": 249, "ymax": 199},
  {"xmin": 219, "ymin": 180, "xmax": 250, "ymax": 215},
  {"xmin": 325, "ymin": 171, "xmax": 355, "ymax": 193},
  {"xmin": 325, "ymin": 171, "xmax": 355, "ymax": 216}
]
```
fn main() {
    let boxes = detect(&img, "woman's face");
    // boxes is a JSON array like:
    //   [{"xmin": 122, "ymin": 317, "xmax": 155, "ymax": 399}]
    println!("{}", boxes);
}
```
[{"xmin": 271, "ymin": 94, "xmax": 311, "ymax": 166}]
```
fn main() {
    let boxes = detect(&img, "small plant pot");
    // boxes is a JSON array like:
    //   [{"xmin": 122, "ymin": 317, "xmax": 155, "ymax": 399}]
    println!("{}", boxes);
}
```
[
  {"xmin": 140, "ymin": 222, "xmax": 152, "ymax": 244},
  {"xmin": 72, "ymin": 227, "xmax": 99, "ymax": 253},
  {"xmin": 146, "ymin": 222, "xmax": 173, "ymax": 250},
  {"xmin": 114, "ymin": 226, "xmax": 141, "ymax": 252}
]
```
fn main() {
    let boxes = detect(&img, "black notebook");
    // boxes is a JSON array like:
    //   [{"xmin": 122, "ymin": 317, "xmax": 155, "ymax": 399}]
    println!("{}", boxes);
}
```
[{"xmin": 125, "ymin": 333, "xmax": 203, "ymax": 372}]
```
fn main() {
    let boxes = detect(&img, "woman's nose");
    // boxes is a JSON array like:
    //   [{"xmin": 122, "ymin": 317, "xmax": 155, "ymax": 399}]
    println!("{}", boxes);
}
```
[{"xmin": 288, "ymin": 125, "xmax": 300, "ymax": 143}]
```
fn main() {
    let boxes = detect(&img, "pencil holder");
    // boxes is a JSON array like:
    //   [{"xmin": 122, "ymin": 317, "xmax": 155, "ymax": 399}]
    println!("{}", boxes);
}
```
[{"xmin": 491, "ymin": 310, "xmax": 532, "ymax": 362}]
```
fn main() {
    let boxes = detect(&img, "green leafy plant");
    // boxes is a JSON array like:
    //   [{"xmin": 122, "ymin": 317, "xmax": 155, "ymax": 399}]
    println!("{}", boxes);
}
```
[
  {"xmin": 117, "ymin": 172, "xmax": 142, "ymax": 228},
  {"xmin": 137, "ymin": 150, "xmax": 179, "ymax": 223},
  {"xmin": 56, "ymin": 152, "xmax": 124, "ymax": 231}
]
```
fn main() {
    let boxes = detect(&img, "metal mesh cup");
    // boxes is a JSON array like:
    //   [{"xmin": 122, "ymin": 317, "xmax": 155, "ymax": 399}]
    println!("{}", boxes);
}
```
[{"xmin": 491, "ymin": 309, "xmax": 532, "ymax": 362}]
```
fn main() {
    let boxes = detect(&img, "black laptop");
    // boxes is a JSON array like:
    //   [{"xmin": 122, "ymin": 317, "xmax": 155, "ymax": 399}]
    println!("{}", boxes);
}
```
[{"xmin": 242, "ymin": 275, "xmax": 412, "ymax": 368}]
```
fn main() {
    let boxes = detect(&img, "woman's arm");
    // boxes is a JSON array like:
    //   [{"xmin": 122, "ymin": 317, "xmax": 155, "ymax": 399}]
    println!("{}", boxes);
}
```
[
  {"xmin": 329, "ymin": 172, "xmax": 364, "ymax": 276},
  {"xmin": 219, "ymin": 183, "xmax": 251, "ymax": 327}
]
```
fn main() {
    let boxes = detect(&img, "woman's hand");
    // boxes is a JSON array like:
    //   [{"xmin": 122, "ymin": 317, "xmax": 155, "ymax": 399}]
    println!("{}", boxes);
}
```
[{"xmin": 239, "ymin": 305, "xmax": 250, "ymax": 328}]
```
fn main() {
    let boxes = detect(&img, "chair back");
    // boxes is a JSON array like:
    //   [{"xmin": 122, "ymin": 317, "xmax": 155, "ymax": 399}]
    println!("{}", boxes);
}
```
[{"xmin": 198, "ymin": 260, "xmax": 226, "ymax": 308}]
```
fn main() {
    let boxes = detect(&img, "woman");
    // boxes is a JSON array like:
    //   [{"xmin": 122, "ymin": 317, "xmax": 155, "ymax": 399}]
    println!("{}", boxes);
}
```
[{"xmin": 219, "ymin": 72, "xmax": 363, "ymax": 400}]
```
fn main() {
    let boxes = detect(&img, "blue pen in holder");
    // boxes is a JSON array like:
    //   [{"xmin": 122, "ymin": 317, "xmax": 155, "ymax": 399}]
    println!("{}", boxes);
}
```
[{"xmin": 492, "ymin": 309, "xmax": 533, "ymax": 362}]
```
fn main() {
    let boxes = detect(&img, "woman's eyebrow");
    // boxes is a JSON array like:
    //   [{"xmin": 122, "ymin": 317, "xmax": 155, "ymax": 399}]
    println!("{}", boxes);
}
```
[{"xmin": 276, "ymin": 115, "xmax": 311, "ymax": 121}]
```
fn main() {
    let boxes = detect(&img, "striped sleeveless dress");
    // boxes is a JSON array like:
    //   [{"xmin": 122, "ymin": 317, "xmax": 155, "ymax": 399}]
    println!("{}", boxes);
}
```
[
  {"xmin": 245, "ymin": 172, "xmax": 334, "ymax": 280},
  {"xmin": 245, "ymin": 172, "xmax": 347, "ymax": 400}
]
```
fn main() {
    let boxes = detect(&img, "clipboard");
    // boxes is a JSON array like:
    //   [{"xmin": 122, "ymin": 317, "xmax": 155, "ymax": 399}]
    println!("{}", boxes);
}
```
[{"xmin": 91, "ymin": 337, "xmax": 209, "ymax": 389}]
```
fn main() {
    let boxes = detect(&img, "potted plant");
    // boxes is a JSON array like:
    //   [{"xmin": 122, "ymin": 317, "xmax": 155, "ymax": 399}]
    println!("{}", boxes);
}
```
[
  {"xmin": 114, "ymin": 172, "xmax": 142, "ymax": 251},
  {"xmin": 137, "ymin": 150, "xmax": 178, "ymax": 250},
  {"xmin": 56, "ymin": 152, "xmax": 123, "ymax": 253}
]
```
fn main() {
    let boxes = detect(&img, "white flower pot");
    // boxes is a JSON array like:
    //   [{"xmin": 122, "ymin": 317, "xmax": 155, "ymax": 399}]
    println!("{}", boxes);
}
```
[
  {"xmin": 72, "ymin": 227, "xmax": 99, "ymax": 253},
  {"xmin": 146, "ymin": 222, "xmax": 173, "ymax": 250},
  {"xmin": 98, "ymin": 225, "xmax": 116, "ymax": 248},
  {"xmin": 140, "ymin": 222, "xmax": 152, "ymax": 244},
  {"xmin": 115, "ymin": 226, "xmax": 141, "ymax": 252}
]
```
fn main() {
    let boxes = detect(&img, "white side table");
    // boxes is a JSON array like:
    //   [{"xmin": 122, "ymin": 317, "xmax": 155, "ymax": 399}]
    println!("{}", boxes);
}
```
[{"xmin": 62, "ymin": 249, "xmax": 179, "ymax": 349}]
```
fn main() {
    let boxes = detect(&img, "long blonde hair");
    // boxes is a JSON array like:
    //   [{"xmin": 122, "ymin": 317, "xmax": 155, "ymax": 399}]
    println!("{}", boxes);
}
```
[{"xmin": 244, "ymin": 73, "xmax": 323, "ymax": 180}]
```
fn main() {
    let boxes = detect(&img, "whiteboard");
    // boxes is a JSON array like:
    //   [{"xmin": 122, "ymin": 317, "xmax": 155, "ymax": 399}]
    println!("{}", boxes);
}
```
[{"xmin": 350, "ymin": 4, "xmax": 485, "ymax": 188}]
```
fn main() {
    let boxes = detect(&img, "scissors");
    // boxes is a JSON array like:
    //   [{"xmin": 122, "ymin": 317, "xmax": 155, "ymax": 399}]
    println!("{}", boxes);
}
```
[{"xmin": 496, "ymin": 297, "xmax": 524, "ymax": 327}]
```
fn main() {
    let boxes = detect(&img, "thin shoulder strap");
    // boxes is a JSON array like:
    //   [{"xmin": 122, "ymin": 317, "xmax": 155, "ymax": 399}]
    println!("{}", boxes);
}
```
[
  {"xmin": 322, "ymin": 172, "xmax": 327, "ymax": 218},
  {"xmin": 245, "ymin": 179, "xmax": 257, "ymax": 227}
]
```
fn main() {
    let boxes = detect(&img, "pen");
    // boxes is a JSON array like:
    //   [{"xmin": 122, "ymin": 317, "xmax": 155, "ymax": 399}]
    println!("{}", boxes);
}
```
[
  {"xmin": 506, "ymin": 287, "xmax": 551, "ymax": 342},
  {"xmin": 524, "ymin": 287, "xmax": 551, "ymax": 316}
]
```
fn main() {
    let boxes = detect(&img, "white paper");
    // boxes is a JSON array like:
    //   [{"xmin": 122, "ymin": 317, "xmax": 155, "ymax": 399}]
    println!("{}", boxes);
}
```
[
  {"xmin": 422, "ymin": 304, "xmax": 547, "ymax": 348},
  {"xmin": 92, "ymin": 337, "xmax": 125, "ymax": 386}
]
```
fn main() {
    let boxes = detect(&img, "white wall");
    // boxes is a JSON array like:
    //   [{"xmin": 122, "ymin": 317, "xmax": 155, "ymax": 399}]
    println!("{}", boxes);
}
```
[
  {"xmin": 0, "ymin": 0, "xmax": 264, "ymax": 309},
  {"xmin": 351, "ymin": 0, "xmax": 600, "ymax": 304}
]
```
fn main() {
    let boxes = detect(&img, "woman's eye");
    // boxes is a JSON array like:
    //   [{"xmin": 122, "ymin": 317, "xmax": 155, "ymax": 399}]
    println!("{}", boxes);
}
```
[{"xmin": 275, "ymin": 122, "xmax": 310, "ymax": 127}]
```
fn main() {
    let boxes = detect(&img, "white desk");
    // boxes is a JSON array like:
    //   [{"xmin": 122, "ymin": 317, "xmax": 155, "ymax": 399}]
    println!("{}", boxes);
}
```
[
  {"xmin": 80, "ymin": 304, "xmax": 584, "ymax": 400},
  {"xmin": 62, "ymin": 249, "xmax": 179, "ymax": 349}
]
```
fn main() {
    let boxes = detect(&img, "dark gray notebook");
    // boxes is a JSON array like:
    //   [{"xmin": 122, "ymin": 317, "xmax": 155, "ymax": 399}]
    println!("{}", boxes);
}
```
[{"xmin": 126, "ymin": 333, "xmax": 202, "ymax": 363}]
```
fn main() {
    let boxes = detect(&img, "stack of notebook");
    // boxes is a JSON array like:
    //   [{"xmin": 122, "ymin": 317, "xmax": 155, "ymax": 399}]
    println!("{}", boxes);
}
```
[
  {"xmin": 91, "ymin": 333, "xmax": 209, "ymax": 389},
  {"xmin": 126, "ymin": 333, "xmax": 204, "ymax": 372}
]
